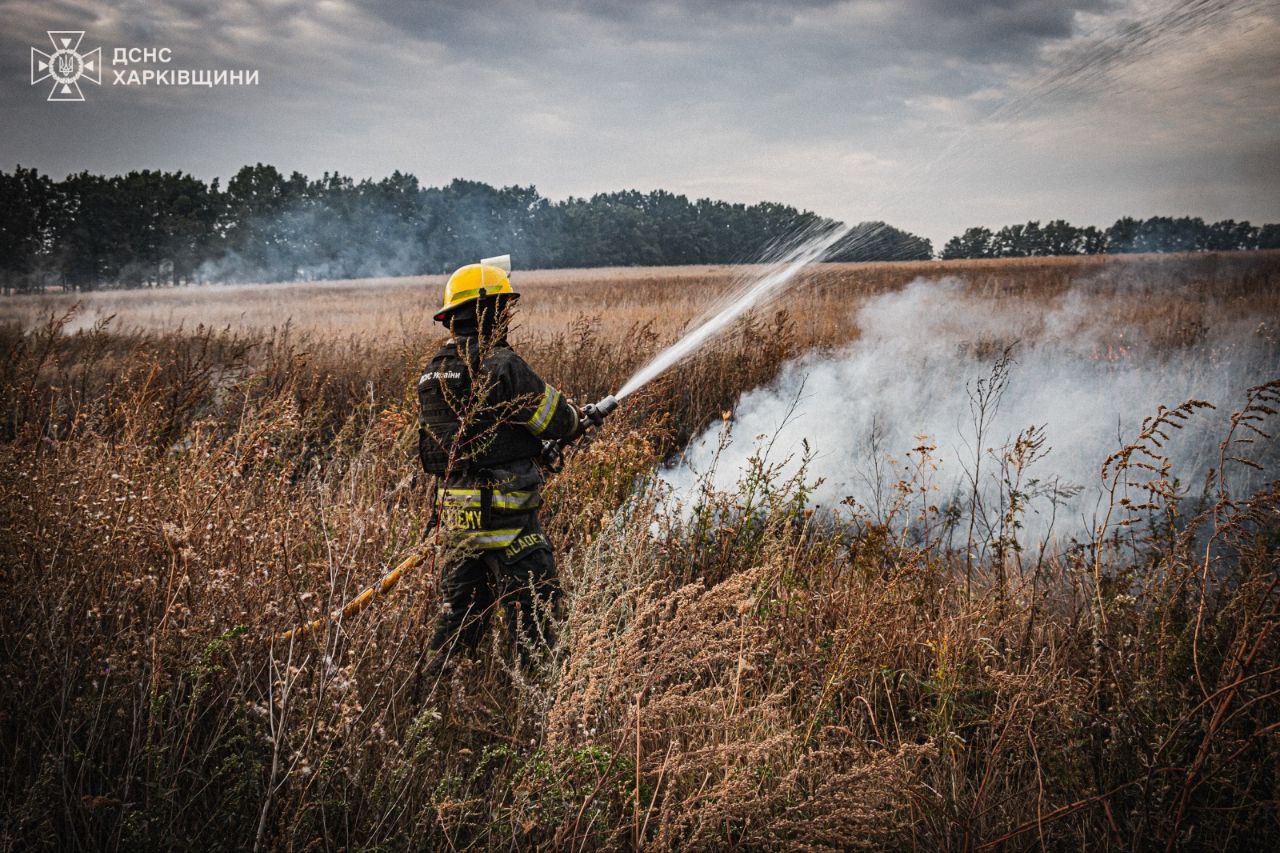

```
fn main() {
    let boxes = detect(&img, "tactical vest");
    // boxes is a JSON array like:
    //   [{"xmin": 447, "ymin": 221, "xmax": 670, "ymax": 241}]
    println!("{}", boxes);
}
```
[{"xmin": 417, "ymin": 339, "xmax": 543, "ymax": 477}]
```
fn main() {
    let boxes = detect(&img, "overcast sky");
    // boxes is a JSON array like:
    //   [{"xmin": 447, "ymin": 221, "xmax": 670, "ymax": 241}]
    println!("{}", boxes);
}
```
[{"xmin": 2, "ymin": 0, "xmax": 1277, "ymax": 246}]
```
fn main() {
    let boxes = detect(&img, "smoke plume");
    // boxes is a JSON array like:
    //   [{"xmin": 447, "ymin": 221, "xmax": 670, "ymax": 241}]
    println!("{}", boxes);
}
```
[{"xmin": 664, "ymin": 277, "xmax": 1277, "ymax": 546}]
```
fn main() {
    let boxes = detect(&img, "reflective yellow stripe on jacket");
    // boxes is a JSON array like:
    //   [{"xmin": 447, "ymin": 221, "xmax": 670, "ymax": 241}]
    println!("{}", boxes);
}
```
[
  {"xmin": 455, "ymin": 527, "xmax": 523, "ymax": 550},
  {"xmin": 438, "ymin": 486, "xmax": 540, "ymax": 550},
  {"xmin": 437, "ymin": 488, "xmax": 542, "ymax": 511},
  {"xmin": 525, "ymin": 384, "xmax": 562, "ymax": 436}
]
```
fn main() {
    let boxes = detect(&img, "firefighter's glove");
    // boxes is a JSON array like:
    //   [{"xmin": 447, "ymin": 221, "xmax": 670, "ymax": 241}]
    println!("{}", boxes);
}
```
[
  {"xmin": 540, "ymin": 439, "xmax": 565, "ymax": 472},
  {"xmin": 580, "ymin": 402, "xmax": 607, "ymax": 430}
]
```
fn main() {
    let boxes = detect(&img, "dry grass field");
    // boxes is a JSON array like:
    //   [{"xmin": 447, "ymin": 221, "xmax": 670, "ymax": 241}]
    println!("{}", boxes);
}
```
[{"xmin": 2, "ymin": 251, "xmax": 1278, "ymax": 850}]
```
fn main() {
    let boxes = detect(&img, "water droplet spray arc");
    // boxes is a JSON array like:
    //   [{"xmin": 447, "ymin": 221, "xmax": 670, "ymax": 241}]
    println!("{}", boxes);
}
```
[
  {"xmin": 590, "ymin": 0, "xmax": 1251, "ymax": 412},
  {"xmin": 615, "ymin": 223, "xmax": 853, "ymax": 400}
]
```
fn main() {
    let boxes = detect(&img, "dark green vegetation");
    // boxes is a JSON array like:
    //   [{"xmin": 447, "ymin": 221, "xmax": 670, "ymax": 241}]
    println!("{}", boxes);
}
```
[
  {"xmin": 941, "ymin": 217, "xmax": 1280, "ymax": 259},
  {"xmin": 7, "ymin": 164, "xmax": 1275, "ymax": 293},
  {"xmin": 0, "ymin": 165, "xmax": 931, "ymax": 291}
]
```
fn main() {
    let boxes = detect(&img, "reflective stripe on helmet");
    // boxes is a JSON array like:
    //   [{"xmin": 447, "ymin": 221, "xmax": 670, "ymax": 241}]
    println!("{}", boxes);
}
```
[
  {"xmin": 444, "ymin": 286, "xmax": 485, "ymax": 304},
  {"xmin": 526, "ymin": 384, "xmax": 562, "ymax": 436},
  {"xmin": 436, "ymin": 262, "xmax": 519, "ymax": 320}
]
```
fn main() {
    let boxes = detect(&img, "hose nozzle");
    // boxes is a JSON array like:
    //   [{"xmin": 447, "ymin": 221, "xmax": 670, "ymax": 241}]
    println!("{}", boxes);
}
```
[
  {"xmin": 579, "ymin": 394, "xmax": 619, "ymax": 431},
  {"xmin": 592, "ymin": 395, "xmax": 619, "ymax": 418},
  {"xmin": 544, "ymin": 394, "xmax": 620, "ymax": 472}
]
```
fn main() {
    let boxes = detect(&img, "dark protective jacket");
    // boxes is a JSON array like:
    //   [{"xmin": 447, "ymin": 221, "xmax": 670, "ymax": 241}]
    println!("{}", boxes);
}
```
[{"xmin": 417, "ymin": 335, "xmax": 579, "ymax": 557}]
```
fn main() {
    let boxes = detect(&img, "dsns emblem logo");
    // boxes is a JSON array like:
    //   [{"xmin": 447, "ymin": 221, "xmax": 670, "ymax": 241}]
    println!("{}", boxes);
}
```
[{"xmin": 31, "ymin": 31, "xmax": 101, "ymax": 102}]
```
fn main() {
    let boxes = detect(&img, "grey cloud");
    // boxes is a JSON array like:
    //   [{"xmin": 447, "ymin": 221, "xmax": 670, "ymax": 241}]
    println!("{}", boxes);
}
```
[
  {"xmin": 356, "ymin": 0, "xmax": 1111, "ymax": 70},
  {"xmin": 913, "ymin": 0, "xmax": 1114, "ymax": 43}
]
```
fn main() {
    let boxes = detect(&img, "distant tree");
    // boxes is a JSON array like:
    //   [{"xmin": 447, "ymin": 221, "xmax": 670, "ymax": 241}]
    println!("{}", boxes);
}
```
[
  {"xmin": 991, "ymin": 224, "xmax": 1024, "ymax": 257},
  {"xmin": 1020, "ymin": 221, "xmax": 1046, "ymax": 256},
  {"xmin": 113, "ymin": 170, "xmax": 218, "ymax": 285},
  {"xmin": 1080, "ymin": 225, "xmax": 1106, "ymax": 255},
  {"xmin": 1131, "ymin": 216, "xmax": 1203, "ymax": 253},
  {"xmin": 1105, "ymin": 217, "xmax": 1140, "ymax": 253},
  {"xmin": 211, "ymin": 163, "xmax": 310, "ymax": 281},
  {"xmin": 1205, "ymin": 219, "xmax": 1258, "ymax": 251},
  {"xmin": 1041, "ymin": 219, "xmax": 1081, "ymax": 256},
  {"xmin": 941, "ymin": 216, "xmax": 1279, "ymax": 261},
  {"xmin": 941, "ymin": 227, "xmax": 994, "ymax": 259},
  {"xmin": 0, "ymin": 166, "xmax": 58, "ymax": 293},
  {"xmin": 1259, "ymin": 223, "xmax": 1280, "ymax": 250},
  {"xmin": 830, "ymin": 221, "xmax": 932, "ymax": 262}
]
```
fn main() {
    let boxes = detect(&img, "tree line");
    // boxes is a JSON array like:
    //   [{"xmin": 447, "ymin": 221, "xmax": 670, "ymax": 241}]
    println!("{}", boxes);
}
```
[
  {"xmin": 1, "ymin": 163, "xmax": 1275, "ymax": 292},
  {"xmin": 0, "ymin": 164, "xmax": 931, "ymax": 292},
  {"xmin": 941, "ymin": 217, "xmax": 1279, "ymax": 259}
]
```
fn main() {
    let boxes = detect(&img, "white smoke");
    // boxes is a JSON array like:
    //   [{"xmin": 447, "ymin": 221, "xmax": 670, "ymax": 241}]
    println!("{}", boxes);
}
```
[{"xmin": 664, "ymin": 277, "xmax": 1277, "ymax": 546}]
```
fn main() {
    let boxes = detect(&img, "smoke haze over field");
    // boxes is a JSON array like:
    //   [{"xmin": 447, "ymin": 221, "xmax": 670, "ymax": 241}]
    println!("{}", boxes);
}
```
[{"xmin": 665, "ymin": 277, "xmax": 1278, "ymax": 545}]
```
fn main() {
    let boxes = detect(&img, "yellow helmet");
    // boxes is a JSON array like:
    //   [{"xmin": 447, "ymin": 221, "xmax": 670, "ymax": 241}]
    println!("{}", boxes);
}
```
[{"xmin": 435, "ymin": 260, "xmax": 518, "ymax": 321}]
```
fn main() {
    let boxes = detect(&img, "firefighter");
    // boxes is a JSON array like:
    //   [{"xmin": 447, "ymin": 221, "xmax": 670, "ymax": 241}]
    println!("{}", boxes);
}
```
[{"xmin": 417, "ymin": 258, "xmax": 597, "ymax": 670}]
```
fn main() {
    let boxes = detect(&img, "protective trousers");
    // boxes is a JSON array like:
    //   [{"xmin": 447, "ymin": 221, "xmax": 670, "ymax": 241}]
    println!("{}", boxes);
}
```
[{"xmin": 427, "ymin": 546, "xmax": 561, "ymax": 663}]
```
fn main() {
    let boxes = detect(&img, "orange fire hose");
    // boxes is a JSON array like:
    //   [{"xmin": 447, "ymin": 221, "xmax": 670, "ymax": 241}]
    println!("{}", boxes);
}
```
[
  {"xmin": 270, "ymin": 395, "xmax": 618, "ymax": 644},
  {"xmin": 273, "ymin": 550, "xmax": 427, "ymax": 642}
]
